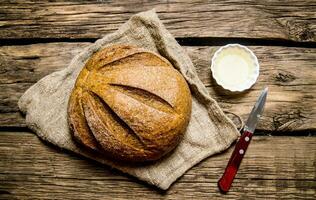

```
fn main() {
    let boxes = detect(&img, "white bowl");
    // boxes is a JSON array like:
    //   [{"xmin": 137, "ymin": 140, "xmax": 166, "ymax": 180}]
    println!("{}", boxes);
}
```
[{"xmin": 211, "ymin": 44, "xmax": 259, "ymax": 92}]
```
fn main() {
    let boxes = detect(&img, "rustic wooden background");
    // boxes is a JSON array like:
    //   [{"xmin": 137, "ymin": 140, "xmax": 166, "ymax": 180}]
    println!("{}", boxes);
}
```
[{"xmin": 0, "ymin": 1, "xmax": 315, "ymax": 199}]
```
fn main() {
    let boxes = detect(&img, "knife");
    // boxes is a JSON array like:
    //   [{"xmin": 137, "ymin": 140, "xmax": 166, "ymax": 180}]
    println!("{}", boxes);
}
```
[{"xmin": 218, "ymin": 87, "xmax": 268, "ymax": 193}]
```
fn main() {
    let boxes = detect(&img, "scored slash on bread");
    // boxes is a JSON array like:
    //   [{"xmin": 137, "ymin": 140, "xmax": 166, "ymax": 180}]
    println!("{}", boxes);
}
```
[{"xmin": 68, "ymin": 45, "xmax": 192, "ymax": 163}]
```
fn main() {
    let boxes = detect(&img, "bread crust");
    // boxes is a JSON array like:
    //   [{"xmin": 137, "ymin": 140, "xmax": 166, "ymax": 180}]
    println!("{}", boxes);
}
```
[{"xmin": 68, "ymin": 45, "xmax": 192, "ymax": 162}]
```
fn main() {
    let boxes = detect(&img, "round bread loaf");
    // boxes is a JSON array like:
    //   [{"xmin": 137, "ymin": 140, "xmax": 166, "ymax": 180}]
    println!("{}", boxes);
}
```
[{"xmin": 68, "ymin": 45, "xmax": 192, "ymax": 162}]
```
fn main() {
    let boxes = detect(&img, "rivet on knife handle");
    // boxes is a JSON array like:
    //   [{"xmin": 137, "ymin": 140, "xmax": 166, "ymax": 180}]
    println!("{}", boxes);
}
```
[{"xmin": 218, "ymin": 131, "xmax": 253, "ymax": 193}]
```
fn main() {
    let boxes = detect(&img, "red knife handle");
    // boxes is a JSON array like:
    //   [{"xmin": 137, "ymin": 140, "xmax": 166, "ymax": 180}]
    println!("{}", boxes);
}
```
[{"xmin": 218, "ymin": 131, "xmax": 253, "ymax": 193}]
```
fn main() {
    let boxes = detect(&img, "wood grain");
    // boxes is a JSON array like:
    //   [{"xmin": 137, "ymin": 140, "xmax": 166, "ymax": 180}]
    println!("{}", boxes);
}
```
[
  {"xmin": 0, "ymin": 0, "xmax": 315, "ymax": 42},
  {"xmin": 0, "ymin": 43, "xmax": 315, "ymax": 132},
  {"xmin": 187, "ymin": 46, "xmax": 316, "ymax": 132},
  {"xmin": 0, "ymin": 131, "xmax": 315, "ymax": 199}
]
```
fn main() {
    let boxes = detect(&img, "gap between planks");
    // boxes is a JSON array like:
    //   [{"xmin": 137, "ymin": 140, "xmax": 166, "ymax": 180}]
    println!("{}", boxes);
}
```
[{"xmin": 0, "ymin": 37, "xmax": 316, "ymax": 48}]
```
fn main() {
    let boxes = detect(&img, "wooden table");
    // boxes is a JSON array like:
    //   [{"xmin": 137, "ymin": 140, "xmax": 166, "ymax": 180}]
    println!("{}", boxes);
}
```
[{"xmin": 1, "ymin": 1, "xmax": 315, "ymax": 199}]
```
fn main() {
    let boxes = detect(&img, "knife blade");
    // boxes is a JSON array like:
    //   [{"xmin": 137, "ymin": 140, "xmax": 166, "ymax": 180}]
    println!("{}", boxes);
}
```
[{"xmin": 218, "ymin": 87, "xmax": 268, "ymax": 193}]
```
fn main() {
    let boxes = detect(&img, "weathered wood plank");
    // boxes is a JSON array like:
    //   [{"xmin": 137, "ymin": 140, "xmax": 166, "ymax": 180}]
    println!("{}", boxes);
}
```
[
  {"xmin": 187, "ymin": 46, "xmax": 316, "ymax": 132},
  {"xmin": 0, "ymin": 132, "xmax": 315, "ymax": 199},
  {"xmin": 0, "ymin": 42, "xmax": 91, "ymax": 127},
  {"xmin": 0, "ymin": 43, "xmax": 315, "ymax": 132},
  {"xmin": 0, "ymin": 0, "xmax": 315, "ymax": 42}
]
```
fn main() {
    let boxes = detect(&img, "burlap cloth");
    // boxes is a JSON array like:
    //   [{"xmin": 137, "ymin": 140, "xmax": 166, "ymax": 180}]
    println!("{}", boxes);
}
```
[{"xmin": 18, "ymin": 10, "xmax": 239, "ymax": 190}]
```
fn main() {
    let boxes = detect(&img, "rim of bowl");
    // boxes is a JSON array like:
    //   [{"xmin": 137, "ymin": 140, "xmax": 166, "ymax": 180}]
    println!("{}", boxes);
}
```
[{"xmin": 210, "ymin": 44, "xmax": 260, "ymax": 92}]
